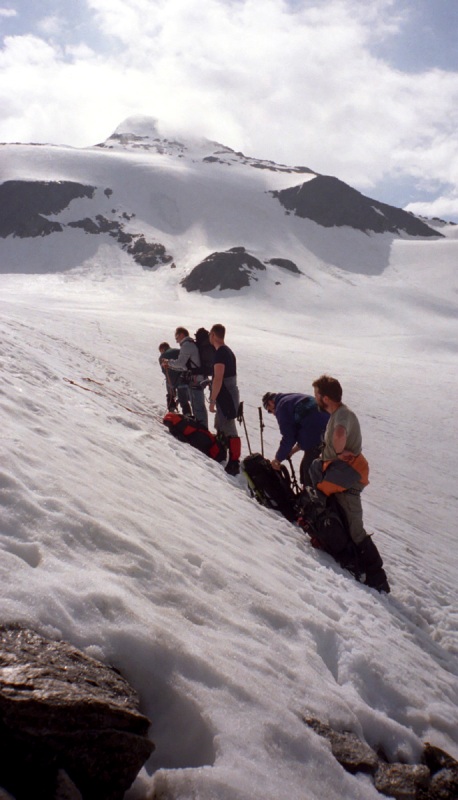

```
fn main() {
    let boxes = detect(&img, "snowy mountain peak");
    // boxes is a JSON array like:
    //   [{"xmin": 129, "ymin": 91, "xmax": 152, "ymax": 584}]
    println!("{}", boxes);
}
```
[
  {"xmin": 98, "ymin": 114, "xmax": 223, "ymax": 160},
  {"xmin": 113, "ymin": 115, "xmax": 161, "ymax": 139},
  {"xmin": 98, "ymin": 115, "xmax": 316, "ymax": 177},
  {"xmin": 0, "ymin": 115, "xmax": 451, "ymax": 281}
]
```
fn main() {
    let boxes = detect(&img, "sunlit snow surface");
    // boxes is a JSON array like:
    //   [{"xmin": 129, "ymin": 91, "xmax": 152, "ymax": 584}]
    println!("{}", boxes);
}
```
[{"xmin": 1, "ymin": 137, "xmax": 457, "ymax": 800}]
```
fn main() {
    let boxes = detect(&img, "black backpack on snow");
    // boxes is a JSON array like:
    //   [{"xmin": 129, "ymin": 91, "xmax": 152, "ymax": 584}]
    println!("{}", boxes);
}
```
[
  {"xmin": 296, "ymin": 488, "xmax": 389, "ymax": 591},
  {"xmin": 193, "ymin": 328, "xmax": 216, "ymax": 378},
  {"xmin": 242, "ymin": 453, "xmax": 298, "ymax": 522},
  {"xmin": 295, "ymin": 488, "xmax": 359, "ymax": 574},
  {"xmin": 163, "ymin": 412, "xmax": 227, "ymax": 462}
]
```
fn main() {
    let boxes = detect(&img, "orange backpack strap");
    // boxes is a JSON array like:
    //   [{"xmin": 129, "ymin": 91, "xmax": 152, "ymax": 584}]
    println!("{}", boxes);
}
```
[{"xmin": 317, "ymin": 454, "xmax": 369, "ymax": 496}]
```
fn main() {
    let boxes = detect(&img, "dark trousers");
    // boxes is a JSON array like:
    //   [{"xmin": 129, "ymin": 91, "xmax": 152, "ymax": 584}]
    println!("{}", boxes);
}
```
[{"xmin": 300, "ymin": 445, "xmax": 323, "ymax": 487}]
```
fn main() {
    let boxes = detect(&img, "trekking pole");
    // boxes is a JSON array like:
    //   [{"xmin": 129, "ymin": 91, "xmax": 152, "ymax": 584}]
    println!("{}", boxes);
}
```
[
  {"xmin": 163, "ymin": 363, "xmax": 176, "ymax": 410},
  {"xmin": 237, "ymin": 402, "xmax": 252, "ymax": 455},
  {"xmin": 288, "ymin": 457, "xmax": 301, "ymax": 495},
  {"xmin": 258, "ymin": 406, "xmax": 265, "ymax": 458},
  {"xmin": 185, "ymin": 378, "xmax": 195, "ymax": 419}
]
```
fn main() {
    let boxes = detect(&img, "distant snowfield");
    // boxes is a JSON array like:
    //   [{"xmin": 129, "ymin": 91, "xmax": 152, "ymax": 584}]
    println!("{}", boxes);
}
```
[{"xmin": 1, "ymin": 134, "xmax": 458, "ymax": 799}]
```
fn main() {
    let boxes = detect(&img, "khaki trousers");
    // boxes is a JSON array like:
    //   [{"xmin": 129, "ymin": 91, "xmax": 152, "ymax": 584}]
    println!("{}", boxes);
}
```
[{"xmin": 335, "ymin": 490, "xmax": 367, "ymax": 544}]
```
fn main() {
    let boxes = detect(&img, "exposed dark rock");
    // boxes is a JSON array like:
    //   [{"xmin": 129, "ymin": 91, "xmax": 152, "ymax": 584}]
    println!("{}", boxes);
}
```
[
  {"xmin": 181, "ymin": 247, "xmax": 266, "ymax": 292},
  {"xmin": 116, "ymin": 231, "xmax": 135, "ymax": 245},
  {"xmin": 108, "ymin": 132, "xmax": 147, "ymax": 145},
  {"xmin": 0, "ymin": 181, "xmax": 95, "ymax": 238},
  {"xmin": 266, "ymin": 257, "xmax": 302, "ymax": 274},
  {"xmin": 423, "ymin": 744, "xmax": 458, "ymax": 800},
  {"xmin": 428, "ymin": 768, "xmax": 458, "ymax": 800},
  {"xmin": 375, "ymin": 763, "xmax": 430, "ymax": 799},
  {"xmin": 94, "ymin": 215, "xmax": 122, "ymax": 234},
  {"xmin": 54, "ymin": 769, "xmax": 83, "ymax": 800},
  {"xmin": 126, "ymin": 236, "xmax": 173, "ymax": 269},
  {"xmin": 66, "ymin": 214, "xmax": 172, "ymax": 267},
  {"xmin": 423, "ymin": 743, "xmax": 458, "ymax": 774},
  {"xmin": 0, "ymin": 625, "xmax": 154, "ymax": 800},
  {"xmin": 304, "ymin": 718, "xmax": 379, "ymax": 774},
  {"xmin": 303, "ymin": 717, "xmax": 458, "ymax": 800},
  {"xmin": 68, "ymin": 218, "xmax": 101, "ymax": 234},
  {"xmin": 67, "ymin": 216, "xmax": 126, "ymax": 238},
  {"xmin": 272, "ymin": 175, "xmax": 443, "ymax": 237},
  {"xmin": 104, "ymin": 188, "xmax": 113, "ymax": 197},
  {"xmin": 207, "ymin": 144, "xmax": 315, "ymax": 174}
]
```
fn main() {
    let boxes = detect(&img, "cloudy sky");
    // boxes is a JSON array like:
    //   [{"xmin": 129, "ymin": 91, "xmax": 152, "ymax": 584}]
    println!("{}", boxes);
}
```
[{"xmin": 1, "ymin": 0, "xmax": 457, "ymax": 220}]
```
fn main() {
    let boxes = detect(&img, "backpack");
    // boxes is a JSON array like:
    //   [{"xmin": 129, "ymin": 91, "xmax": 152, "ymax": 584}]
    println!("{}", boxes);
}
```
[
  {"xmin": 293, "ymin": 395, "xmax": 317, "ymax": 424},
  {"xmin": 163, "ymin": 412, "xmax": 227, "ymax": 462},
  {"xmin": 242, "ymin": 453, "xmax": 298, "ymax": 521},
  {"xmin": 296, "ymin": 488, "xmax": 390, "ymax": 590},
  {"xmin": 296, "ymin": 487, "xmax": 358, "ymax": 572},
  {"xmin": 193, "ymin": 328, "xmax": 216, "ymax": 378}
]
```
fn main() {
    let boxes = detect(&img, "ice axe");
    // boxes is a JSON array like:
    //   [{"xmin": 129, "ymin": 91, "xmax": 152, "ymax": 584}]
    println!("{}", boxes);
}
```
[
  {"xmin": 287, "ymin": 457, "xmax": 301, "ymax": 495},
  {"xmin": 258, "ymin": 406, "xmax": 265, "ymax": 458},
  {"xmin": 237, "ymin": 401, "xmax": 252, "ymax": 455}
]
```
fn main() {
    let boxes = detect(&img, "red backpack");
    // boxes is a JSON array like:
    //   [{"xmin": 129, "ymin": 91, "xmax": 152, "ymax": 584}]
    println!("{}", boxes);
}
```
[{"xmin": 163, "ymin": 413, "xmax": 226, "ymax": 462}]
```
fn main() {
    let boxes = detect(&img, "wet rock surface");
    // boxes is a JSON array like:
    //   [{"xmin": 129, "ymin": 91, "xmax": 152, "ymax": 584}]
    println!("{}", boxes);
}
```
[
  {"xmin": 0, "ymin": 625, "xmax": 154, "ymax": 800},
  {"xmin": 304, "ymin": 717, "xmax": 458, "ymax": 799}
]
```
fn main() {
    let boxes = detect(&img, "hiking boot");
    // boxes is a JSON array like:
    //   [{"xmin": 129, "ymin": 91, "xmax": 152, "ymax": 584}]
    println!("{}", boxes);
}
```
[
  {"xmin": 365, "ymin": 575, "xmax": 391, "ymax": 594},
  {"xmin": 355, "ymin": 535, "xmax": 390, "ymax": 593},
  {"xmin": 225, "ymin": 460, "xmax": 240, "ymax": 476},
  {"xmin": 340, "ymin": 557, "xmax": 364, "ymax": 583}
]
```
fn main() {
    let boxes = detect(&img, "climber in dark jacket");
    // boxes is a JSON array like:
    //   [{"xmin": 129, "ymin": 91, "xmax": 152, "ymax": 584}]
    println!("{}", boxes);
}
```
[{"xmin": 262, "ymin": 392, "xmax": 329, "ymax": 486}]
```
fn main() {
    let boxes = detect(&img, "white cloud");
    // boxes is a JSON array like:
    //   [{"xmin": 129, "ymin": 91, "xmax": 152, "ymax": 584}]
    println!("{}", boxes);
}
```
[
  {"xmin": 0, "ymin": 34, "xmax": 62, "ymax": 66},
  {"xmin": 0, "ymin": 7, "xmax": 17, "ymax": 17},
  {"xmin": 0, "ymin": 0, "xmax": 456, "ymax": 218},
  {"xmin": 406, "ymin": 194, "xmax": 458, "ymax": 222},
  {"xmin": 36, "ymin": 15, "xmax": 66, "ymax": 38}
]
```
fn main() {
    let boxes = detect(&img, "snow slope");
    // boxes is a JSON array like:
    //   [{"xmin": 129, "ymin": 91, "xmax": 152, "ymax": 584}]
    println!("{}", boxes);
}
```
[{"xmin": 1, "ymin": 125, "xmax": 457, "ymax": 799}]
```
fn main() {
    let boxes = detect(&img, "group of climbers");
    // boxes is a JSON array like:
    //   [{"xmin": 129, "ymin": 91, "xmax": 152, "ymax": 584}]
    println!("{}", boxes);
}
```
[
  {"xmin": 159, "ymin": 324, "xmax": 241, "ymax": 476},
  {"xmin": 159, "ymin": 327, "xmax": 389, "ymax": 592},
  {"xmin": 262, "ymin": 380, "xmax": 390, "ymax": 593}
]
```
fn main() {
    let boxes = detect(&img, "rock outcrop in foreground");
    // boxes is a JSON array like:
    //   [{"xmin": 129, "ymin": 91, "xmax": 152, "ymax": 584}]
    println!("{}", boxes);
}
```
[
  {"xmin": 304, "ymin": 717, "xmax": 458, "ymax": 800},
  {"xmin": 0, "ymin": 626, "xmax": 154, "ymax": 800}
]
